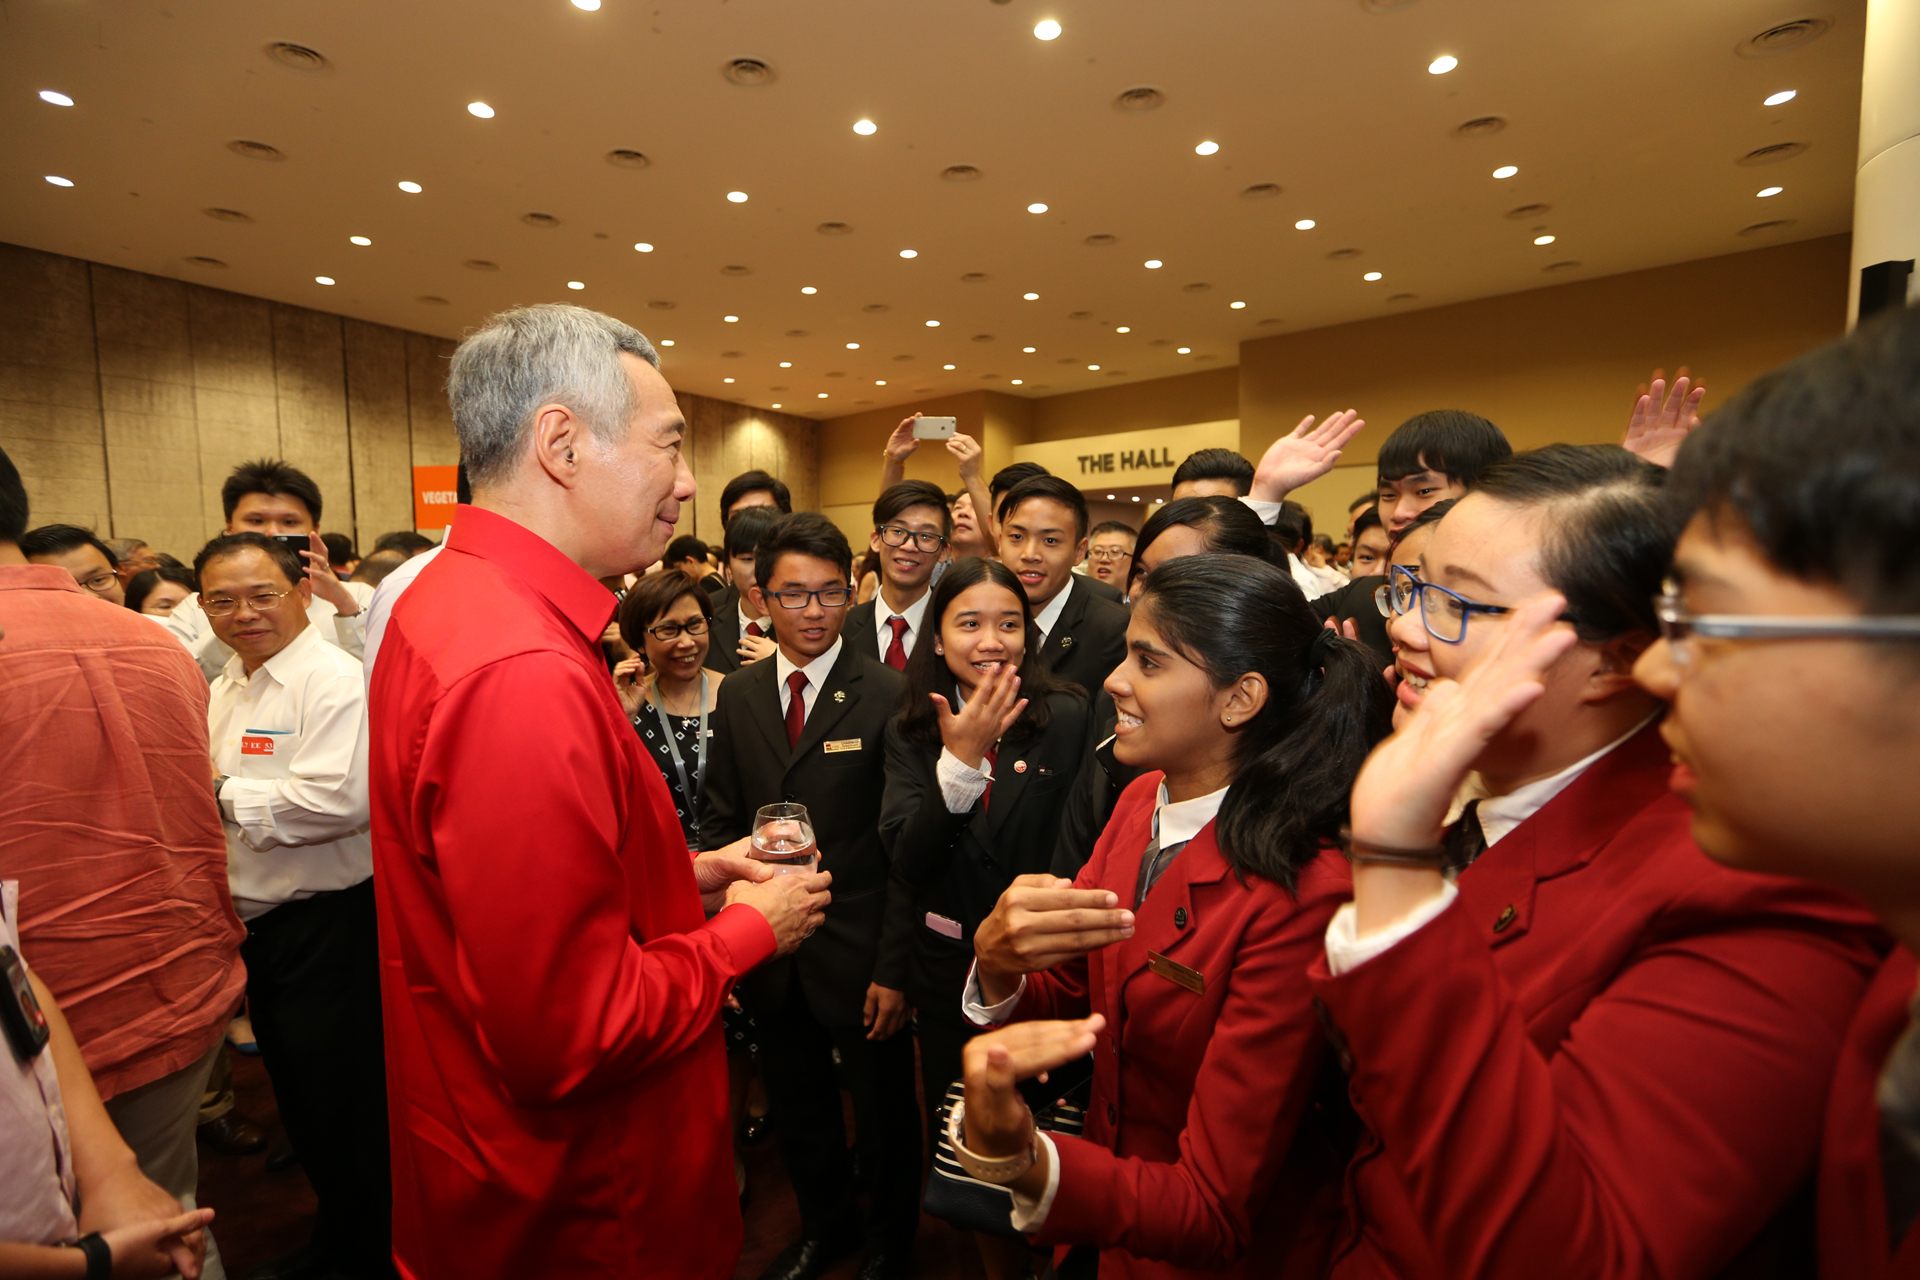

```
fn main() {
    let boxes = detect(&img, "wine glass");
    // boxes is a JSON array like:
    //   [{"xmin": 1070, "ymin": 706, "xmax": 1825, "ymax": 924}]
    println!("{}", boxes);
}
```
[{"xmin": 751, "ymin": 802, "xmax": 817, "ymax": 875}]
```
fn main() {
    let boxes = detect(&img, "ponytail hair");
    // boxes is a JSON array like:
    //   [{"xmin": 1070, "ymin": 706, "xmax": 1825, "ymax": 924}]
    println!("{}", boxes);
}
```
[{"xmin": 1132, "ymin": 555, "xmax": 1393, "ymax": 892}]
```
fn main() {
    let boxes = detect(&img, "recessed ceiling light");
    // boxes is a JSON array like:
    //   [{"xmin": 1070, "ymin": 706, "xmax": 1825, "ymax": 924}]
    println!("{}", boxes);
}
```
[
  {"xmin": 572, "ymin": 0, "xmax": 601, "ymax": 8},
  {"xmin": 772, "ymin": 403, "xmax": 782, "ymax": 408},
  {"xmin": 1023, "ymin": 292, "xmax": 1039, "ymax": 300},
  {"xmin": 1294, "ymin": 219, "xmax": 1316, "ymax": 230},
  {"xmin": 398, "ymin": 181, "xmax": 423, "ymax": 193},
  {"xmin": 1765, "ymin": 90, "xmax": 1797, "ymax": 106},
  {"xmin": 1012, "ymin": 379, "xmax": 1024, "ymax": 385},
  {"xmin": 724, "ymin": 315, "xmax": 739, "ymax": 322},
  {"xmin": 1106, "ymin": 494, "xmax": 1116, "ymax": 500},
  {"xmin": 899, "ymin": 249, "xmax": 918, "ymax": 258},
  {"xmin": 467, "ymin": 102, "xmax": 495, "ymax": 119},
  {"xmin": 1176, "ymin": 346, "xmax": 1191, "ymax": 354},
  {"xmin": 44, "ymin": 175, "xmax": 74, "ymax": 187},
  {"xmin": 723, "ymin": 377, "xmax": 736, "ymax": 384},
  {"xmin": 727, "ymin": 191, "xmax": 749, "ymax": 203},
  {"xmin": 1116, "ymin": 326, "xmax": 1131, "ymax": 334},
  {"xmin": 350, "ymin": 235, "xmax": 371, "ymax": 246},
  {"xmin": 1131, "ymin": 496, "xmax": 1141, "ymax": 502},
  {"xmin": 1027, "ymin": 202, "xmax": 1049, "ymax": 214},
  {"xmin": 943, "ymin": 364, "xmax": 956, "ymax": 370},
  {"xmin": 1533, "ymin": 234, "xmax": 1555, "ymax": 245},
  {"xmin": 1229, "ymin": 301, "xmax": 1246, "ymax": 309},
  {"xmin": 1493, "ymin": 165, "xmax": 1519, "ymax": 179},
  {"xmin": 846, "ymin": 342, "xmax": 860, "ymax": 349},
  {"xmin": 1195, "ymin": 141, "xmax": 1220, "ymax": 156},
  {"xmin": 853, "ymin": 119, "xmax": 877, "ymax": 135},
  {"xmin": 39, "ymin": 90, "xmax": 74, "ymax": 107},
  {"xmin": 925, "ymin": 320, "xmax": 940, "ymax": 327},
  {"xmin": 1364, "ymin": 270, "xmax": 1384, "ymax": 279},
  {"xmin": 801, "ymin": 286, "xmax": 817, "ymax": 294},
  {"xmin": 780, "ymin": 361, "xmax": 793, "ymax": 368},
  {"xmin": 1428, "ymin": 55, "xmax": 1458, "ymax": 74},
  {"xmin": 567, "ymin": 281, "xmax": 585, "ymax": 290},
  {"xmin": 1023, "ymin": 347, "xmax": 1037, "ymax": 353},
  {"xmin": 315, "ymin": 276, "xmax": 336, "ymax": 285},
  {"xmin": 817, "ymin": 392, "xmax": 829, "ymax": 398},
  {"xmin": 1034, "ymin": 19, "xmax": 1062, "ymax": 40},
  {"xmin": 1757, "ymin": 186, "xmax": 1784, "ymax": 197},
  {"xmin": 634, "ymin": 242, "xmax": 654, "ymax": 252},
  {"xmin": 1144, "ymin": 259, "xmax": 1163, "ymax": 269},
  {"xmin": 875, "ymin": 380, "xmax": 886, "ymax": 386},
  {"xmin": 1087, "ymin": 364, "xmax": 1100, "ymax": 370},
  {"xmin": 659, "ymin": 339, "xmax": 674, "ymax": 346}
]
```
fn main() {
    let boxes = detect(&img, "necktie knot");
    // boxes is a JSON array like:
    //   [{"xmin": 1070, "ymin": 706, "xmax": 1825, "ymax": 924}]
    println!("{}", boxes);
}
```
[{"xmin": 746, "ymin": 620, "xmax": 763, "ymax": 638}]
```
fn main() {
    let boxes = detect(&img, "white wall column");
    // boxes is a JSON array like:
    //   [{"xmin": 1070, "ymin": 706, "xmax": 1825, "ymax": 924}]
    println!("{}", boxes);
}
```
[{"xmin": 1849, "ymin": 0, "xmax": 1920, "ymax": 323}]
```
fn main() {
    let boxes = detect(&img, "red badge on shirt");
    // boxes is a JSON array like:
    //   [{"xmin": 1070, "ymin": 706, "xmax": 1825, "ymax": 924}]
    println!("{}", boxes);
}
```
[{"xmin": 241, "ymin": 735, "xmax": 275, "ymax": 756}]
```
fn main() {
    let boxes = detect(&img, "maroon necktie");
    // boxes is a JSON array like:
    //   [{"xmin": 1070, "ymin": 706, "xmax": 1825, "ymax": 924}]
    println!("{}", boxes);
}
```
[
  {"xmin": 982, "ymin": 747, "xmax": 997, "ymax": 811},
  {"xmin": 883, "ymin": 616, "xmax": 910, "ymax": 671},
  {"xmin": 746, "ymin": 620, "xmax": 764, "ymax": 639},
  {"xmin": 785, "ymin": 671, "xmax": 808, "ymax": 748}
]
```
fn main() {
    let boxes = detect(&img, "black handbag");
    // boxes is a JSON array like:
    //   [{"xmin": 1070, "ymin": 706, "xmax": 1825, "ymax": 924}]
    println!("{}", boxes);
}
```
[{"xmin": 922, "ymin": 1055, "xmax": 1094, "ymax": 1238}]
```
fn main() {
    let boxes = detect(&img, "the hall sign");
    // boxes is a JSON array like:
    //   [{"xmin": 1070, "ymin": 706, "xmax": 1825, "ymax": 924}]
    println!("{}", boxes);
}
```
[{"xmin": 1011, "ymin": 420, "xmax": 1240, "ymax": 489}]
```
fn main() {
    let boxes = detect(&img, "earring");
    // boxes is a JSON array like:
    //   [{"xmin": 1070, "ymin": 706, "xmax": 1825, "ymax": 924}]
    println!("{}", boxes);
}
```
[{"xmin": 1224, "ymin": 715, "xmax": 1234, "ymax": 724}]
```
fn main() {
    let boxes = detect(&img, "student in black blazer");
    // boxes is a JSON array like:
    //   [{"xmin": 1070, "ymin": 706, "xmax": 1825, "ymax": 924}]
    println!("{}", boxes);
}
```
[
  {"xmin": 705, "ymin": 505, "xmax": 783, "ymax": 675},
  {"xmin": 997, "ymin": 475, "xmax": 1131, "ymax": 697},
  {"xmin": 843, "ymin": 480, "xmax": 951, "ymax": 670},
  {"xmin": 702, "ymin": 513, "xmax": 918, "ymax": 1280}
]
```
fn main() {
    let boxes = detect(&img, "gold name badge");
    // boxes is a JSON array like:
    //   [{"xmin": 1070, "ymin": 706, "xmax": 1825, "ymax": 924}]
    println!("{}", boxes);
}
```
[
  {"xmin": 823, "ymin": 739, "xmax": 863, "ymax": 754},
  {"xmin": 1146, "ymin": 951, "xmax": 1204, "ymax": 995}
]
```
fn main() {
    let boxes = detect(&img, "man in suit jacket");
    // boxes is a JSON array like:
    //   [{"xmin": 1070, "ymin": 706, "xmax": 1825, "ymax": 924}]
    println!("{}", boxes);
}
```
[
  {"xmin": 997, "ymin": 475, "xmax": 1130, "ymax": 696},
  {"xmin": 702, "ymin": 513, "xmax": 919, "ymax": 1280},
  {"xmin": 705, "ymin": 505, "xmax": 783, "ymax": 675},
  {"xmin": 844, "ymin": 480, "xmax": 950, "ymax": 670}
]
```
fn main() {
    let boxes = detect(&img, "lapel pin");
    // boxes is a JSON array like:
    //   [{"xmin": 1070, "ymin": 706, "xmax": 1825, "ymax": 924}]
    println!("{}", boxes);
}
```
[
  {"xmin": 833, "ymin": 689, "xmax": 847, "ymax": 703},
  {"xmin": 1060, "ymin": 635, "xmax": 1074, "ymax": 649},
  {"xmin": 1014, "ymin": 760, "xmax": 1027, "ymax": 773}
]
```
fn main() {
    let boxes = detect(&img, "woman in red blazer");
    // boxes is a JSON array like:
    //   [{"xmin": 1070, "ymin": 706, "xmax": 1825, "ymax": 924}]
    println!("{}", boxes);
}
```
[
  {"xmin": 957, "ymin": 553, "xmax": 1393, "ymax": 1279},
  {"xmin": 1326, "ymin": 445, "xmax": 1883, "ymax": 1280}
]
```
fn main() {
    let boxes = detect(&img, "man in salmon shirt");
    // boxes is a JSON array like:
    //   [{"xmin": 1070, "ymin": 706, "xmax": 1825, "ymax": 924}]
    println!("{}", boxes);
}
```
[{"xmin": 368, "ymin": 303, "xmax": 831, "ymax": 1279}]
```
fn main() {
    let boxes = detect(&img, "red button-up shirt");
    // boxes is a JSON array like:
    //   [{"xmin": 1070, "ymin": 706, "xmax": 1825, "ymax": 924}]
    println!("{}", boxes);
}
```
[
  {"xmin": 0, "ymin": 565, "xmax": 246, "ymax": 1100},
  {"xmin": 368, "ymin": 506, "xmax": 775, "ymax": 1280}
]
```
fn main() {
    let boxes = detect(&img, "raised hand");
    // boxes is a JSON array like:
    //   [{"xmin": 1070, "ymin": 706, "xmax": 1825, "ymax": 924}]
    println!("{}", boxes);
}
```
[
  {"xmin": 885, "ymin": 414, "xmax": 923, "ymax": 463},
  {"xmin": 961, "ymin": 1015, "xmax": 1105, "ymax": 1159},
  {"xmin": 1251, "ymin": 410, "xmax": 1367, "ymax": 501},
  {"xmin": 1623, "ymin": 370, "xmax": 1704, "ymax": 469},
  {"xmin": 301, "ymin": 532, "xmax": 361, "ymax": 617},
  {"xmin": 974, "ymin": 874, "xmax": 1135, "ymax": 999},
  {"xmin": 929, "ymin": 663, "xmax": 1026, "ymax": 771},
  {"xmin": 611, "ymin": 656, "xmax": 647, "ymax": 717},
  {"xmin": 947, "ymin": 431, "xmax": 984, "ymax": 480}
]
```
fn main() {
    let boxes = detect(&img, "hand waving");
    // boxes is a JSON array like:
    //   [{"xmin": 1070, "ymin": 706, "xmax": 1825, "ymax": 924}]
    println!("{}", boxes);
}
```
[
  {"xmin": 1251, "ymin": 410, "xmax": 1367, "ymax": 501},
  {"xmin": 1623, "ymin": 369, "xmax": 1704, "ymax": 469},
  {"xmin": 930, "ymin": 663, "xmax": 1026, "ymax": 771}
]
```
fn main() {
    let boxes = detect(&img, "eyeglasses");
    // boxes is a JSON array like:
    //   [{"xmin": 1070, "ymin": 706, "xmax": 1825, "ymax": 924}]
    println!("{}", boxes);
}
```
[
  {"xmin": 1654, "ymin": 580, "xmax": 1920, "ymax": 666},
  {"xmin": 1087, "ymin": 546, "xmax": 1133, "ymax": 562},
  {"xmin": 1378, "ymin": 565, "xmax": 1514, "ymax": 644},
  {"xmin": 646, "ymin": 617, "xmax": 710, "ymax": 641},
  {"xmin": 876, "ymin": 524, "xmax": 947, "ymax": 553},
  {"xmin": 201, "ymin": 588, "xmax": 297, "ymax": 617},
  {"xmin": 768, "ymin": 586, "xmax": 854, "ymax": 610},
  {"xmin": 76, "ymin": 571, "xmax": 119, "ymax": 595}
]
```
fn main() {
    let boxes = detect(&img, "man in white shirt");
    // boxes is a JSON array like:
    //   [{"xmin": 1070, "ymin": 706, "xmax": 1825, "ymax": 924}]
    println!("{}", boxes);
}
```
[
  {"xmin": 197, "ymin": 532, "xmax": 393, "ymax": 1280},
  {"xmin": 845, "ymin": 480, "xmax": 949, "ymax": 671},
  {"xmin": 169, "ymin": 460, "xmax": 373, "ymax": 680}
]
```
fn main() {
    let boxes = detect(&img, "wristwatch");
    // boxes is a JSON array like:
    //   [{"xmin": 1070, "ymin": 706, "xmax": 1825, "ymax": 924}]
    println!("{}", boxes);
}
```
[
  {"xmin": 70, "ymin": 1232, "xmax": 111, "ymax": 1280},
  {"xmin": 947, "ymin": 1099, "xmax": 1037, "ymax": 1184},
  {"xmin": 213, "ymin": 774, "xmax": 229, "ymax": 799}
]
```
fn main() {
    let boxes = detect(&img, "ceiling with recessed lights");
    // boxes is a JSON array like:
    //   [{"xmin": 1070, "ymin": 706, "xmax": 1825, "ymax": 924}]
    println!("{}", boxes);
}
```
[{"xmin": 0, "ymin": 0, "xmax": 1864, "ymax": 417}]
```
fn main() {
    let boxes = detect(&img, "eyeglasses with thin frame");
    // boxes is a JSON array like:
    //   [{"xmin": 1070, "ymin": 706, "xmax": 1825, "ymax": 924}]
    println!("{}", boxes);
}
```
[
  {"xmin": 201, "ymin": 587, "xmax": 298, "ymax": 617},
  {"xmin": 645, "ymin": 617, "xmax": 711, "ymax": 642},
  {"xmin": 76, "ymin": 570, "xmax": 119, "ymax": 595},
  {"xmin": 768, "ymin": 585, "xmax": 854, "ymax": 610},
  {"xmin": 1087, "ymin": 546, "xmax": 1133, "ymax": 562},
  {"xmin": 876, "ymin": 524, "xmax": 947, "ymax": 554},
  {"xmin": 1655, "ymin": 579, "xmax": 1920, "ymax": 665}
]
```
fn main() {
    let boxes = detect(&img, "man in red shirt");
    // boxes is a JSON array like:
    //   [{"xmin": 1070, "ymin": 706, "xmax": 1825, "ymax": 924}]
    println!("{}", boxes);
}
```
[
  {"xmin": 0, "ymin": 445, "xmax": 246, "ymax": 1279},
  {"xmin": 369, "ymin": 303, "xmax": 830, "ymax": 1280}
]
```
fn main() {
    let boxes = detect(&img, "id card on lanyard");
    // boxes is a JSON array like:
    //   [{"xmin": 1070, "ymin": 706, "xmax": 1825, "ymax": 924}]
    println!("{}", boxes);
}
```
[{"xmin": 652, "ymin": 671, "xmax": 710, "ymax": 818}]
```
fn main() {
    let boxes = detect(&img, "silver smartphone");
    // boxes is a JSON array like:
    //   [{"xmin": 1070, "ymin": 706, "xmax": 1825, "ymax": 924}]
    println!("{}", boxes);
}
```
[{"xmin": 912, "ymin": 415, "xmax": 958, "ymax": 440}]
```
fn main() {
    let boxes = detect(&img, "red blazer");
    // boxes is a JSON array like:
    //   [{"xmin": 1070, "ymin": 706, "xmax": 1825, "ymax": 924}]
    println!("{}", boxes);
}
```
[
  {"xmin": 1310, "ymin": 723, "xmax": 1885, "ymax": 1280},
  {"xmin": 1820, "ymin": 946, "xmax": 1920, "ymax": 1279},
  {"xmin": 1008, "ymin": 774, "xmax": 1351, "ymax": 1279},
  {"xmin": 369, "ymin": 508, "xmax": 776, "ymax": 1280}
]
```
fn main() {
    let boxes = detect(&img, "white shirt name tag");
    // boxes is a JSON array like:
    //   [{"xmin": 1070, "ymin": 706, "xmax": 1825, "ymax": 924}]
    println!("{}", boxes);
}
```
[
  {"xmin": 925, "ymin": 912, "xmax": 963, "ymax": 939},
  {"xmin": 823, "ymin": 739, "xmax": 863, "ymax": 754}
]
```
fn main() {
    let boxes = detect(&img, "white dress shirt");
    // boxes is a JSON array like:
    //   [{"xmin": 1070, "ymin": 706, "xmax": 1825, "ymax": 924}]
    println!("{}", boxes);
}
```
[
  {"xmin": 362, "ymin": 545, "xmax": 443, "ymax": 686},
  {"xmin": 209, "ymin": 623, "xmax": 373, "ymax": 921},
  {"xmin": 960, "ymin": 779, "xmax": 1230, "ymax": 1231},
  {"xmin": 170, "ymin": 582, "xmax": 373, "ymax": 682},
  {"xmin": 774, "ymin": 636, "xmax": 844, "ymax": 726},
  {"xmin": 1032, "ymin": 576, "xmax": 1078, "ymax": 643},
  {"xmin": 874, "ymin": 587, "xmax": 931, "ymax": 661},
  {"xmin": 1324, "ymin": 713, "xmax": 1662, "ymax": 975}
]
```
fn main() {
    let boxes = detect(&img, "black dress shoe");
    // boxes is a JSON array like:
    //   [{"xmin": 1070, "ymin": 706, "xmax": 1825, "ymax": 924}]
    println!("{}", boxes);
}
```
[
  {"xmin": 856, "ymin": 1249, "xmax": 912, "ymax": 1280},
  {"xmin": 198, "ymin": 1111, "xmax": 268, "ymax": 1156},
  {"xmin": 754, "ymin": 1230, "xmax": 860, "ymax": 1280},
  {"xmin": 264, "ymin": 1140, "xmax": 300, "ymax": 1172}
]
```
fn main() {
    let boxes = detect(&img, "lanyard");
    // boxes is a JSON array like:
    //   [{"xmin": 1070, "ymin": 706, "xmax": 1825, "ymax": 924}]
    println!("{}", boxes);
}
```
[{"xmin": 650, "ymin": 671, "xmax": 709, "ymax": 805}]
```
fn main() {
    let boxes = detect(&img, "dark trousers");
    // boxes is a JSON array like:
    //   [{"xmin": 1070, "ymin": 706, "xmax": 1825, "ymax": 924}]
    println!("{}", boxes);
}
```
[
  {"xmin": 244, "ymin": 878, "xmax": 395, "ymax": 1279},
  {"xmin": 757, "ymin": 969, "xmax": 923, "ymax": 1255},
  {"xmin": 909, "ymin": 947, "xmax": 981, "ymax": 1154}
]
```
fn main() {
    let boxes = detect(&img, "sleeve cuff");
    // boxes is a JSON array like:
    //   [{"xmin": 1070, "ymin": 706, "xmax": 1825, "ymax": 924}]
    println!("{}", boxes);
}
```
[
  {"xmin": 708, "ymin": 901, "xmax": 779, "ymax": 977},
  {"xmin": 1324, "ymin": 881, "xmax": 1459, "ymax": 976},
  {"xmin": 937, "ymin": 747, "xmax": 993, "ymax": 814},
  {"xmin": 1008, "ymin": 1131, "xmax": 1062, "ymax": 1232},
  {"xmin": 962, "ymin": 960, "xmax": 1025, "ymax": 1026},
  {"xmin": 1241, "ymin": 497, "xmax": 1282, "ymax": 526}
]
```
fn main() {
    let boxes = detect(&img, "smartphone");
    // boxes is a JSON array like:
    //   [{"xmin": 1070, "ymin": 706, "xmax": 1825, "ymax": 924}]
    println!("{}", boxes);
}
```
[
  {"xmin": 271, "ymin": 534, "xmax": 310, "ymax": 580},
  {"xmin": 0, "ymin": 946, "xmax": 50, "ymax": 1062},
  {"xmin": 913, "ymin": 415, "xmax": 958, "ymax": 441}
]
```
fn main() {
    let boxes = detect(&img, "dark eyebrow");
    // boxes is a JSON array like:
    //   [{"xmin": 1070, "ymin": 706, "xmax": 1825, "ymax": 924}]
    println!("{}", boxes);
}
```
[{"xmin": 1128, "ymin": 637, "xmax": 1172, "ymax": 658}]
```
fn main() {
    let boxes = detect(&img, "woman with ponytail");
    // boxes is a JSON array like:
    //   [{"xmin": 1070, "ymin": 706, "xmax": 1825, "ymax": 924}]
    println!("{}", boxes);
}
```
[{"xmin": 954, "ymin": 554, "xmax": 1392, "ymax": 1279}]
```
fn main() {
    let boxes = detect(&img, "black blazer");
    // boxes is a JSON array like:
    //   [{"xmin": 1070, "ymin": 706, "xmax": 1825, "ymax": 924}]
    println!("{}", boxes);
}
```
[
  {"xmin": 1313, "ymin": 574, "xmax": 1392, "ymax": 667},
  {"xmin": 1040, "ymin": 577, "xmax": 1131, "ymax": 697},
  {"xmin": 701, "ymin": 643, "xmax": 910, "ymax": 1027},
  {"xmin": 1079, "ymin": 573, "xmax": 1124, "ymax": 603},
  {"xmin": 704, "ymin": 585, "xmax": 774, "ymax": 676},
  {"xmin": 843, "ymin": 598, "xmax": 881, "ymax": 664},
  {"xmin": 878, "ymin": 689, "xmax": 1091, "ymax": 996},
  {"xmin": 1048, "ymin": 690, "xmax": 1146, "ymax": 879}
]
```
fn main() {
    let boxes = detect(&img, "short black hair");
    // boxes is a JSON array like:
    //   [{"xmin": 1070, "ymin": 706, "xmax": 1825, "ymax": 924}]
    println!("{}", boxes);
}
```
[
  {"xmin": 618, "ymin": 568, "xmax": 716, "ymax": 650},
  {"xmin": 723, "ymin": 504, "xmax": 783, "ymax": 561},
  {"xmin": 21, "ymin": 523, "xmax": 118, "ymax": 568},
  {"xmin": 321, "ymin": 533, "xmax": 356, "ymax": 568},
  {"xmin": 1669, "ymin": 305, "xmax": 1920, "ymax": 617},
  {"xmin": 193, "ymin": 531, "xmax": 304, "ymax": 590},
  {"xmin": 349, "ymin": 549, "xmax": 408, "ymax": 587},
  {"xmin": 720, "ymin": 470, "xmax": 792, "ymax": 522},
  {"xmin": 997, "ymin": 475, "xmax": 1089, "ymax": 539},
  {"xmin": 873, "ymin": 480, "xmax": 953, "ymax": 536},
  {"xmin": 988, "ymin": 461, "xmax": 1049, "ymax": 499},
  {"xmin": 125, "ymin": 565, "xmax": 197, "ymax": 613},
  {"xmin": 755, "ymin": 512, "xmax": 853, "ymax": 590},
  {"xmin": 1, "ymin": 447, "xmax": 32, "ymax": 544},
  {"xmin": 1133, "ymin": 496, "xmax": 1269, "ymax": 572},
  {"xmin": 1352, "ymin": 506, "xmax": 1384, "ymax": 541},
  {"xmin": 1271, "ymin": 500, "xmax": 1313, "ymax": 554},
  {"xmin": 456, "ymin": 462, "xmax": 472, "ymax": 506},
  {"xmin": 373, "ymin": 530, "xmax": 437, "ymax": 557},
  {"xmin": 1376, "ymin": 410, "xmax": 1512, "ymax": 487},
  {"xmin": 1348, "ymin": 491, "xmax": 1378, "ymax": 514},
  {"xmin": 221, "ymin": 459, "xmax": 323, "ymax": 525},
  {"xmin": 1171, "ymin": 447, "xmax": 1255, "ymax": 496},
  {"xmin": 666, "ymin": 534, "xmax": 710, "ymax": 565},
  {"xmin": 1473, "ymin": 444, "xmax": 1675, "ymax": 642},
  {"xmin": 1089, "ymin": 520, "xmax": 1137, "ymax": 541}
]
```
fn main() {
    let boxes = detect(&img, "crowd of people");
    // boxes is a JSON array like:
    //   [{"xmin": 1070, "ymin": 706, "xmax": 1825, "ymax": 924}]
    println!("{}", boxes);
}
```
[{"xmin": 1, "ymin": 299, "xmax": 1916, "ymax": 1280}]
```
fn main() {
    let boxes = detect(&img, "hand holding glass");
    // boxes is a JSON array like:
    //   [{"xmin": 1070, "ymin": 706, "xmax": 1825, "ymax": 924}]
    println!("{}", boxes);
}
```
[{"xmin": 752, "ymin": 803, "xmax": 818, "ymax": 875}]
